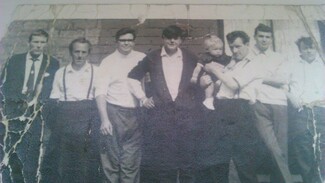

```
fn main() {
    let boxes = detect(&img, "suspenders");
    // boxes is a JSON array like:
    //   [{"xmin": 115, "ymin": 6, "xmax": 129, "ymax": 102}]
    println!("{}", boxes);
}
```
[{"xmin": 62, "ymin": 64, "xmax": 94, "ymax": 101}]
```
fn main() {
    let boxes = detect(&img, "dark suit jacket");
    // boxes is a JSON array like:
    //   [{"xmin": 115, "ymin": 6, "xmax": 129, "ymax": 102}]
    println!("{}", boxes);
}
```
[
  {"xmin": 128, "ymin": 48, "xmax": 203, "ymax": 110},
  {"xmin": 128, "ymin": 48, "xmax": 204, "ymax": 169},
  {"xmin": 1, "ymin": 52, "xmax": 59, "ymax": 118}
]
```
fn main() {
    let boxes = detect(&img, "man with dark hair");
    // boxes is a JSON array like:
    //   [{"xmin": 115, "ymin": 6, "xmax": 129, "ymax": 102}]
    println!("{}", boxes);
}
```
[
  {"xmin": 128, "ymin": 25, "xmax": 203, "ymax": 183},
  {"xmin": 201, "ymin": 30, "xmax": 264, "ymax": 183},
  {"xmin": 42, "ymin": 37, "xmax": 100, "ymax": 183},
  {"xmin": 96, "ymin": 27, "xmax": 145, "ymax": 183},
  {"xmin": 0, "ymin": 29, "xmax": 59, "ymax": 183},
  {"xmin": 252, "ymin": 23, "xmax": 293, "ymax": 183},
  {"xmin": 287, "ymin": 36, "xmax": 324, "ymax": 183}
]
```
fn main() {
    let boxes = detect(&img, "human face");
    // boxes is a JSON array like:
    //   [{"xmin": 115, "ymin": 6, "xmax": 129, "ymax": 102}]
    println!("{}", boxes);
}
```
[
  {"xmin": 71, "ymin": 42, "xmax": 90, "ymax": 70},
  {"xmin": 163, "ymin": 36, "xmax": 182, "ymax": 55},
  {"xmin": 117, "ymin": 33, "xmax": 135, "ymax": 55},
  {"xmin": 29, "ymin": 35, "xmax": 48, "ymax": 56},
  {"xmin": 206, "ymin": 42, "xmax": 223, "ymax": 57},
  {"xmin": 254, "ymin": 31, "xmax": 272, "ymax": 52},
  {"xmin": 229, "ymin": 37, "xmax": 249, "ymax": 61},
  {"xmin": 299, "ymin": 42, "xmax": 316, "ymax": 63}
]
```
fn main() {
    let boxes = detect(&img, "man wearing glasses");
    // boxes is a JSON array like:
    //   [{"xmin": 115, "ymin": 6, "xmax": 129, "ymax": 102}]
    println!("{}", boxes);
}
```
[{"xmin": 95, "ymin": 27, "xmax": 146, "ymax": 183}]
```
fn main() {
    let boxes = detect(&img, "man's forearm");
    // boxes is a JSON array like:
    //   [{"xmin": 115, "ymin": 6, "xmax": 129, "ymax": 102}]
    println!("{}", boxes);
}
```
[
  {"xmin": 127, "ymin": 78, "xmax": 146, "ymax": 100},
  {"xmin": 263, "ymin": 76, "xmax": 288, "ymax": 88},
  {"xmin": 210, "ymin": 69, "xmax": 239, "ymax": 91},
  {"xmin": 95, "ymin": 95, "xmax": 109, "ymax": 123}
]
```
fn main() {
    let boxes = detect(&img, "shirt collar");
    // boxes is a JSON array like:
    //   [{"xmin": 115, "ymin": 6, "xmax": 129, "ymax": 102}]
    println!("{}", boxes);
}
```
[
  {"xmin": 66, "ymin": 62, "xmax": 91, "ymax": 73},
  {"xmin": 299, "ymin": 55, "xmax": 323, "ymax": 65},
  {"xmin": 114, "ymin": 49, "xmax": 134, "ymax": 58},
  {"xmin": 27, "ymin": 52, "xmax": 43, "ymax": 62},
  {"xmin": 252, "ymin": 45, "xmax": 272, "ymax": 57},
  {"xmin": 161, "ymin": 46, "xmax": 182, "ymax": 58}
]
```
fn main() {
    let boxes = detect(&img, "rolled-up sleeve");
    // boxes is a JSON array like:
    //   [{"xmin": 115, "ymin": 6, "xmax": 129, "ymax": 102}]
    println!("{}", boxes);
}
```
[{"xmin": 233, "ymin": 61, "xmax": 265, "ymax": 90}]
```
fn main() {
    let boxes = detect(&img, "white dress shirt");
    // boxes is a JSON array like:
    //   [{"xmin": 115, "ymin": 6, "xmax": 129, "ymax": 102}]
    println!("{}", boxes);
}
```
[
  {"xmin": 289, "ymin": 56, "xmax": 325, "ymax": 106},
  {"xmin": 217, "ymin": 53, "xmax": 264, "ymax": 103},
  {"xmin": 22, "ymin": 52, "xmax": 43, "ymax": 94},
  {"xmin": 251, "ymin": 46, "xmax": 289, "ymax": 105},
  {"xmin": 161, "ymin": 47, "xmax": 183, "ymax": 101},
  {"xmin": 50, "ymin": 62, "xmax": 96, "ymax": 101}
]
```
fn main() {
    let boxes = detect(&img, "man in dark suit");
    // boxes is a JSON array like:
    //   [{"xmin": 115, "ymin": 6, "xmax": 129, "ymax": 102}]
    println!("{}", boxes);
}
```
[
  {"xmin": 128, "ymin": 25, "xmax": 203, "ymax": 183},
  {"xmin": 0, "ymin": 29, "xmax": 59, "ymax": 183}
]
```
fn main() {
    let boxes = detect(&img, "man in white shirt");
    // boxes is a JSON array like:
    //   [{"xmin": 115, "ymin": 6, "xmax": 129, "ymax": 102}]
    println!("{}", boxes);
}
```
[
  {"xmin": 127, "ymin": 25, "xmax": 202, "ymax": 183},
  {"xmin": 251, "ymin": 24, "xmax": 293, "ymax": 183},
  {"xmin": 41, "ymin": 37, "xmax": 101, "ymax": 183},
  {"xmin": 1, "ymin": 29, "xmax": 59, "ymax": 183},
  {"xmin": 202, "ymin": 30, "xmax": 264, "ymax": 183},
  {"xmin": 287, "ymin": 37, "xmax": 325, "ymax": 183},
  {"xmin": 95, "ymin": 28, "xmax": 146, "ymax": 183}
]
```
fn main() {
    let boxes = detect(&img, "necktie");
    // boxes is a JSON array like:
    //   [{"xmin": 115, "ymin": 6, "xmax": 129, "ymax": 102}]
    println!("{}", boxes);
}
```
[{"xmin": 26, "ymin": 57, "xmax": 38, "ymax": 100}]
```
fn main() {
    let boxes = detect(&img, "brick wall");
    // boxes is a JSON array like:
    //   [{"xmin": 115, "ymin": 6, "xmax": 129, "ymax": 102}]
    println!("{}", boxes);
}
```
[{"xmin": 0, "ymin": 19, "xmax": 223, "ymax": 67}]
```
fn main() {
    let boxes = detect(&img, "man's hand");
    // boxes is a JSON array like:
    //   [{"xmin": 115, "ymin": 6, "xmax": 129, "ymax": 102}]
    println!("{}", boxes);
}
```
[
  {"xmin": 199, "ymin": 75, "xmax": 213, "ymax": 88},
  {"xmin": 204, "ymin": 62, "xmax": 224, "ymax": 74},
  {"xmin": 141, "ymin": 97, "xmax": 155, "ymax": 109},
  {"xmin": 190, "ymin": 76, "xmax": 198, "ymax": 84},
  {"xmin": 286, "ymin": 92, "xmax": 302, "ymax": 109},
  {"xmin": 100, "ymin": 119, "xmax": 113, "ymax": 136}
]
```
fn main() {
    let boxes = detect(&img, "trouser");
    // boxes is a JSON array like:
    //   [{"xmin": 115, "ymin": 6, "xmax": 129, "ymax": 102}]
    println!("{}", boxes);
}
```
[
  {"xmin": 195, "ymin": 163, "xmax": 230, "ymax": 183},
  {"xmin": 40, "ymin": 100, "xmax": 101, "ymax": 183},
  {"xmin": 140, "ymin": 168, "xmax": 195, "ymax": 183},
  {"xmin": 207, "ymin": 99, "xmax": 259, "ymax": 183},
  {"xmin": 288, "ymin": 106, "xmax": 325, "ymax": 183},
  {"xmin": 253, "ymin": 101, "xmax": 293, "ymax": 183},
  {"xmin": 2, "ymin": 115, "xmax": 42, "ymax": 183},
  {"xmin": 100, "ymin": 103, "xmax": 142, "ymax": 183}
]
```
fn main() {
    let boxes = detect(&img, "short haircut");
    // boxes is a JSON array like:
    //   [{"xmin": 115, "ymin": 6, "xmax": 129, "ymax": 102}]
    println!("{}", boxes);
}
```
[
  {"xmin": 69, "ymin": 37, "xmax": 92, "ymax": 55},
  {"xmin": 254, "ymin": 23, "xmax": 273, "ymax": 36},
  {"xmin": 162, "ymin": 25, "xmax": 184, "ymax": 39},
  {"xmin": 226, "ymin": 31, "xmax": 250, "ymax": 45},
  {"xmin": 115, "ymin": 27, "xmax": 137, "ymax": 42},
  {"xmin": 203, "ymin": 34, "xmax": 224, "ymax": 50},
  {"xmin": 29, "ymin": 29, "xmax": 49, "ymax": 42},
  {"xmin": 296, "ymin": 36, "xmax": 315, "ymax": 51}
]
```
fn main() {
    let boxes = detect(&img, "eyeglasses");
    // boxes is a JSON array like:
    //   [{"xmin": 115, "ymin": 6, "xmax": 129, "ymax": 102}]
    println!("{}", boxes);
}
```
[{"xmin": 118, "ymin": 39, "xmax": 134, "ymax": 42}]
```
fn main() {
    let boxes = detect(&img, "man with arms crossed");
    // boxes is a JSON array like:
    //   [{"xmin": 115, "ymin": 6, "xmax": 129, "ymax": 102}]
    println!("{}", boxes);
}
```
[
  {"xmin": 96, "ymin": 28, "xmax": 146, "ymax": 183},
  {"xmin": 252, "ymin": 23, "xmax": 293, "ymax": 183}
]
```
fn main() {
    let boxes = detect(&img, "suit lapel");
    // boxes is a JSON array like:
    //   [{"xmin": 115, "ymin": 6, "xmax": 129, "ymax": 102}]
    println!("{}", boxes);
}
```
[
  {"xmin": 152, "ymin": 50, "xmax": 173, "ymax": 101},
  {"xmin": 177, "ymin": 50, "xmax": 188, "ymax": 97},
  {"xmin": 35, "ymin": 54, "xmax": 49, "ymax": 86}
]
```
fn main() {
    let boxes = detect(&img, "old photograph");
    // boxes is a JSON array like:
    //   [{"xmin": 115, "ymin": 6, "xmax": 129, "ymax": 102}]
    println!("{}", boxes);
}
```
[{"xmin": 0, "ymin": 3, "xmax": 324, "ymax": 183}]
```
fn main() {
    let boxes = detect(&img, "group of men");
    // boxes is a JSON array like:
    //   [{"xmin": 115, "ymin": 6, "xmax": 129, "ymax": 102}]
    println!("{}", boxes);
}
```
[{"xmin": 0, "ymin": 23, "xmax": 324, "ymax": 183}]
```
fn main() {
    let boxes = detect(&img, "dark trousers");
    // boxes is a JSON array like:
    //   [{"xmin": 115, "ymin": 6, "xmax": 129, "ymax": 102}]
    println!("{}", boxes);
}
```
[
  {"xmin": 253, "ymin": 101, "xmax": 293, "ymax": 183},
  {"xmin": 195, "ymin": 163, "xmax": 230, "ymax": 183},
  {"xmin": 202, "ymin": 99, "xmax": 259, "ymax": 183},
  {"xmin": 40, "ymin": 100, "xmax": 101, "ymax": 183},
  {"xmin": 2, "ymin": 115, "xmax": 42, "ymax": 183},
  {"xmin": 140, "ymin": 168, "xmax": 195, "ymax": 183},
  {"xmin": 100, "ymin": 103, "xmax": 142, "ymax": 183},
  {"xmin": 288, "ymin": 106, "xmax": 325, "ymax": 183}
]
